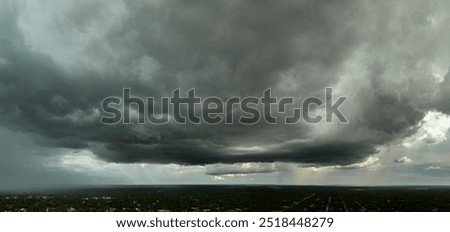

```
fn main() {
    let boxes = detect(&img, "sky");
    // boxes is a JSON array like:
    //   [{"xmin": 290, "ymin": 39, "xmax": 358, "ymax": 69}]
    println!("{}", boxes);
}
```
[{"xmin": 1, "ymin": 0, "xmax": 450, "ymax": 190}]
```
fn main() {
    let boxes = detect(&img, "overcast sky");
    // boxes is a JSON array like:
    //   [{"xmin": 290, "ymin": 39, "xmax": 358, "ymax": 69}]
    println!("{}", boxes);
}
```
[{"xmin": 1, "ymin": 0, "xmax": 450, "ymax": 190}]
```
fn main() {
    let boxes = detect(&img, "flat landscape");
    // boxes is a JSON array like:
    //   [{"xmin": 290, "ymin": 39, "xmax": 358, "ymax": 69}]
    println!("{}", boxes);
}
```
[{"xmin": 1, "ymin": 185, "xmax": 449, "ymax": 212}]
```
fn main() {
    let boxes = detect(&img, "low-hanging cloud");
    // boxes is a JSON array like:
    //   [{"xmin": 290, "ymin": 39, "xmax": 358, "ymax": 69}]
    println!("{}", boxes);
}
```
[{"xmin": 1, "ymin": 0, "xmax": 450, "ymax": 172}]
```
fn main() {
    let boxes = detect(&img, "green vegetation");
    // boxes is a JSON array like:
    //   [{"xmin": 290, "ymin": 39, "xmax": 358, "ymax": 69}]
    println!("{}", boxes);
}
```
[{"xmin": 0, "ymin": 186, "xmax": 449, "ymax": 212}]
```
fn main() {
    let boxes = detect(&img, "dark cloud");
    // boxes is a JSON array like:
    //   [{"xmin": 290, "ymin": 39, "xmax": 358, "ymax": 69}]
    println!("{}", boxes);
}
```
[
  {"xmin": 91, "ymin": 139, "xmax": 376, "ymax": 165},
  {"xmin": 1, "ymin": 0, "xmax": 450, "ymax": 171}
]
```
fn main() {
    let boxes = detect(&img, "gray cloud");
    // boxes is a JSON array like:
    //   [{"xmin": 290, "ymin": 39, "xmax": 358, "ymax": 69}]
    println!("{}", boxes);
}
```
[
  {"xmin": 0, "ymin": 127, "xmax": 88, "ymax": 191},
  {"xmin": 394, "ymin": 156, "xmax": 413, "ymax": 164},
  {"xmin": 205, "ymin": 163, "xmax": 283, "ymax": 176},
  {"xmin": 1, "ymin": 0, "xmax": 450, "ymax": 172}
]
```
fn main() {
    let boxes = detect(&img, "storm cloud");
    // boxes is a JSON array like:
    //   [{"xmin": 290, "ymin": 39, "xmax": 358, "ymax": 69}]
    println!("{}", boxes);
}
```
[{"xmin": 1, "ymin": 0, "xmax": 450, "ymax": 177}]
